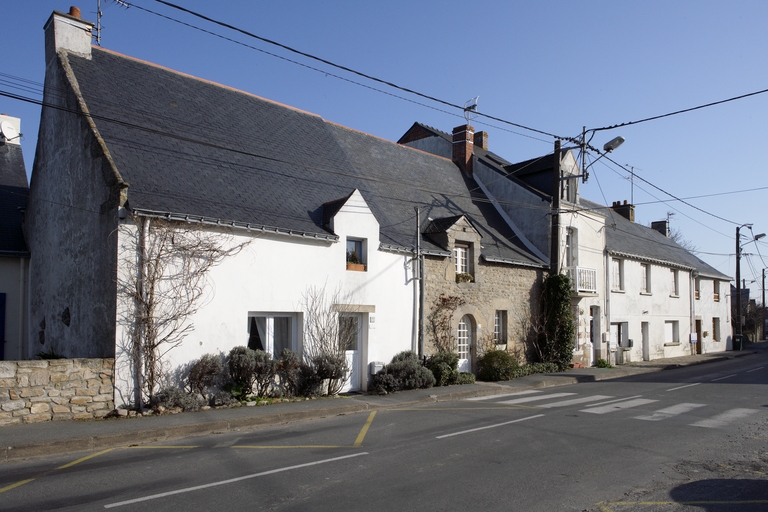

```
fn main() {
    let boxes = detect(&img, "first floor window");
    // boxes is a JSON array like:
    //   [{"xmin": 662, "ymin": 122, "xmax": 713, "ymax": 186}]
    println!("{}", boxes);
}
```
[
  {"xmin": 641, "ymin": 263, "xmax": 651, "ymax": 293},
  {"xmin": 457, "ymin": 316, "xmax": 470, "ymax": 359},
  {"xmin": 346, "ymin": 238, "xmax": 365, "ymax": 269},
  {"xmin": 712, "ymin": 317, "xmax": 721, "ymax": 341},
  {"xmin": 611, "ymin": 258, "xmax": 623, "ymax": 291},
  {"xmin": 248, "ymin": 314, "xmax": 296, "ymax": 357},
  {"xmin": 454, "ymin": 243, "xmax": 469, "ymax": 275}
]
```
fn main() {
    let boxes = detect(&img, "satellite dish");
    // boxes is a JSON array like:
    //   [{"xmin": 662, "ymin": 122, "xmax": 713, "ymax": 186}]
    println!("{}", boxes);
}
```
[{"xmin": 0, "ymin": 120, "xmax": 19, "ymax": 142}]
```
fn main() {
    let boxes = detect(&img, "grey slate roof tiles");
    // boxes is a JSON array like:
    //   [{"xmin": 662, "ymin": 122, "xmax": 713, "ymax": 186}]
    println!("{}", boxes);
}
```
[
  {"xmin": 63, "ymin": 48, "xmax": 544, "ymax": 267},
  {"xmin": 0, "ymin": 143, "xmax": 29, "ymax": 254}
]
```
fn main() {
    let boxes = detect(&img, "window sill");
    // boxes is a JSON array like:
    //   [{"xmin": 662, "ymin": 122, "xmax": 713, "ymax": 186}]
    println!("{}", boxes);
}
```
[
  {"xmin": 611, "ymin": 289, "xmax": 625, "ymax": 294},
  {"xmin": 640, "ymin": 292, "xmax": 652, "ymax": 296},
  {"xmin": 664, "ymin": 342, "xmax": 681, "ymax": 347},
  {"xmin": 670, "ymin": 294, "xmax": 679, "ymax": 298},
  {"xmin": 346, "ymin": 263, "xmax": 367, "ymax": 272}
]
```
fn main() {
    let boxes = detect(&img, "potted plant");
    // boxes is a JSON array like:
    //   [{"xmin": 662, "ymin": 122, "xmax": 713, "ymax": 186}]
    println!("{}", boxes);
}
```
[
  {"xmin": 346, "ymin": 251, "xmax": 365, "ymax": 271},
  {"xmin": 456, "ymin": 272, "xmax": 473, "ymax": 283}
]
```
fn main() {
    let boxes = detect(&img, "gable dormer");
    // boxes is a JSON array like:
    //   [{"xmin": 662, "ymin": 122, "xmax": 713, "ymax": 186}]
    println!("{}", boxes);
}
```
[
  {"xmin": 323, "ymin": 189, "xmax": 379, "ymax": 272},
  {"xmin": 424, "ymin": 215, "xmax": 481, "ymax": 284}
]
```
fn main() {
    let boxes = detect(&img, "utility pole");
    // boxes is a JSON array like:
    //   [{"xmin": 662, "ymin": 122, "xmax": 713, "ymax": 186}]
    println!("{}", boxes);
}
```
[
  {"xmin": 736, "ymin": 225, "xmax": 742, "ymax": 349},
  {"xmin": 550, "ymin": 139, "xmax": 561, "ymax": 275}
]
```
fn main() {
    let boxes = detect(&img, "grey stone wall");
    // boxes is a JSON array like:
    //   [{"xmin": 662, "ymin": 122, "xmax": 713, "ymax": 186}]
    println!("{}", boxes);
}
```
[{"xmin": 0, "ymin": 359, "xmax": 114, "ymax": 426}]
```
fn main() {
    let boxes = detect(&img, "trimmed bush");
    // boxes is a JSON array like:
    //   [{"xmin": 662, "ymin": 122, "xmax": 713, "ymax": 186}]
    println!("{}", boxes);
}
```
[
  {"xmin": 425, "ymin": 351, "xmax": 459, "ymax": 386},
  {"xmin": 150, "ymin": 387, "xmax": 205, "ymax": 412},
  {"xmin": 252, "ymin": 350, "xmax": 277, "ymax": 398},
  {"xmin": 188, "ymin": 353, "xmax": 223, "ymax": 396},
  {"xmin": 371, "ymin": 351, "xmax": 435, "ymax": 394},
  {"xmin": 297, "ymin": 361, "xmax": 323, "ymax": 397},
  {"xmin": 276, "ymin": 349, "xmax": 302, "ymax": 397},
  {"xmin": 456, "ymin": 372, "xmax": 476, "ymax": 385},
  {"xmin": 476, "ymin": 349, "xmax": 518, "ymax": 382},
  {"xmin": 228, "ymin": 346, "xmax": 258, "ymax": 394},
  {"xmin": 511, "ymin": 362, "xmax": 560, "ymax": 378}
]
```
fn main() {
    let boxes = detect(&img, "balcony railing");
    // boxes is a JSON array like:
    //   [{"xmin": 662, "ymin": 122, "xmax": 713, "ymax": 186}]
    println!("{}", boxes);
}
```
[{"xmin": 567, "ymin": 266, "xmax": 598, "ymax": 294}]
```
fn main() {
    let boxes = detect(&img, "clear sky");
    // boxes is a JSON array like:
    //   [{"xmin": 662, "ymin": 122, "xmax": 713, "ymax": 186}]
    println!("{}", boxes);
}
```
[{"xmin": 3, "ymin": 1, "xmax": 768, "ymax": 299}]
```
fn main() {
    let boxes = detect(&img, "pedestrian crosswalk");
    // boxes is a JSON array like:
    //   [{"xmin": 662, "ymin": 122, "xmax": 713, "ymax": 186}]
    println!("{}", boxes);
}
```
[{"xmin": 465, "ymin": 390, "xmax": 760, "ymax": 429}]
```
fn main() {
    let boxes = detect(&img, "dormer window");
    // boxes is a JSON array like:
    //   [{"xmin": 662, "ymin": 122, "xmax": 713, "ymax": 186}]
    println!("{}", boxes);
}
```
[
  {"xmin": 346, "ymin": 238, "xmax": 366, "ymax": 271},
  {"xmin": 454, "ymin": 242, "xmax": 473, "ymax": 282}
]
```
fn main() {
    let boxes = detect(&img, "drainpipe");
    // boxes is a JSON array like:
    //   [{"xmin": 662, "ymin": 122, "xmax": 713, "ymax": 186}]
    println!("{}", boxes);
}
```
[
  {"xmin": 135, "ymin": 216, "xmax": 150, "ymax": 410},
  {"xmin": 690, "ymin": 271, "xmax": 697, "ymax": 353},
  {"xmin": 412, "ymin": 207, "xmax": 420, "ymax": 354},
  {"xmin": 604, "ymin": 249, "xmax": 610, "ymax": 365}
]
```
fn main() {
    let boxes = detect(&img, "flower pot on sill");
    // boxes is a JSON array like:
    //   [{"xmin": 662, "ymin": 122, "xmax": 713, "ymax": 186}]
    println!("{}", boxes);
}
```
[{"xmin": 346, "ymin": 263, "xmax": 366, "ymax": 271}]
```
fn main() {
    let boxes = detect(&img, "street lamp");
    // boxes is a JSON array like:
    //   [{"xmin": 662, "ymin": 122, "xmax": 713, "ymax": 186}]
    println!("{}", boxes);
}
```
[
  {"xmin": 735, "ymin": 225, "xmax": 765, "ymax": 349},
  {"xmin": 578, "ymin": 127, "xmax": 625, "ymax": 183}
]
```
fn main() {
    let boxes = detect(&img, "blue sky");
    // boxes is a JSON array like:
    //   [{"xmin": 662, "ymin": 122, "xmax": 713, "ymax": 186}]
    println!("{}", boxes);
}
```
[{"xmin": 3, "ymin": 1, "xmax": 768, "ymax": 298}]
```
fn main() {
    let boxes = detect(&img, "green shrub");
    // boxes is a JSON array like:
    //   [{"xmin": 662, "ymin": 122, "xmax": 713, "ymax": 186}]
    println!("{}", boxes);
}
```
[
  {"xmin": 188, "ymin": 354, "xmax": 224, "ymax": 396},
  {"xmin": 228, "ymin": 346, "xmax": 258, "ymax": 394},
  {"xmin": 425, "ymin": 351, "xmax": 459, "ymax": 386},
  {"xmin": 276, "ymin": 349, "xmax": 301, "ymax": 397},
  {"xmin": 476, "ymin": 349, "xmax": 518, "ymax": 381},
  {"xmin": 297, "ymin": 362, "xmax": 323, "ymax": 397},
  {"xmin": 150, "ymin": 387, "xmax": 205, "ymax": 412},
  {"xmin": 456, "ymin": 372, "xmax": 476, "ymax": 385},
  {"xmin": 252, "ymin": 350, "xmax": 277, "ymax": 398},
  {"xmin": 511, "ymin": 362, "xmax": 560, "ymax": 378},
  {"xmin": 595, "ymin": 358, "xmax": 613, "ymax": 368},
  {"xmin": 312, "ymin": 353, "xmax": 348, "ymax": 395},
  {"xmin": 371, "ymin": 351, "xmax": 435, "ymax": 394}
]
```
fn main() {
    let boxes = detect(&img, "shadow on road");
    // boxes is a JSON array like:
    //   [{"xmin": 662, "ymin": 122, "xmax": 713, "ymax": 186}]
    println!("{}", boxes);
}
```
[{"xmin": 668, "ymin": 478, "xmax": 768, "ymax": 511}]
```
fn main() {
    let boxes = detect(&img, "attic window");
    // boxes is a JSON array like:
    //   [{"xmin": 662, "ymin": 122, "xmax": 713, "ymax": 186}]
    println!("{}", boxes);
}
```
[
  {"xmin": 454, "ymin": 243, "xmax": 473, "ymax": 283},
  {"xmin": 346, "ymin": 238, "xmax": 366, "ymax": 271}
]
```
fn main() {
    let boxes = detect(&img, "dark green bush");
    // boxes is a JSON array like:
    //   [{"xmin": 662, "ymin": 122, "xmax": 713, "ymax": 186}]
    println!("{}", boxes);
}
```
[
  {"xmin": 188, "ymin": 353, "xmax": 224, "ymax": 396},
  {"xmin": 595, "ymin": 358, "xmax": 613, "ymax": 368},
  {"xmin": 511, "ymin": 362, "xmax": 560, "ymax": 378},
  {"xmin": 252, "ymin": 350, "xmax": 277, "ymax": 398},
  {"xmin": 228, "ymin": 346, "xmax": 258, "ymax": 394},
  {"xmin": 456, "ymin": 372, "xmax": 476, "ymax": 385},
  {"xmin": 276, "ymin": 349, "xmax": 302, "ymax": 397},
  {"xmin": 371, "ymin": 351, "xmax": 435, "ymax": 394},
  {"xmin": 297, "ymin": 361, "xmax": 323, "ymax": 397},
  {"xmin": 425, "ymin": 351, "xmax": 459, "ymax": 386},
  {"xmin": 150, "ymin": 387, "xmax": 205, "ymax": 412},
  {"xmin": 476, "ymin": 349, "xmax": 518, "ymax": 381}
]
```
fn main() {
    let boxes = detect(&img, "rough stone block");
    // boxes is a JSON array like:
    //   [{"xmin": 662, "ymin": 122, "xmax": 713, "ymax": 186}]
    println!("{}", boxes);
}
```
[
  {"xmin": 87, "ymin": 402, "xmax": 108, "ymax": 412},
  {"xmin": 51, "ymin": 405, "xmax": 71, "ymax": 414},
  {"xmin": 23, "ymin": 413, "xmax": 53, "ymax": 423},
  {"xmin": 28, "ymin": 371, "xmax": 50, "ymax": 387},
  {"xmin": 0, "ymin": 377, "xmax": 16, "ymax": 387},
  {"xmin": 48, "ymin": 360, "xmax": 72, "ymax": 368},
  {"xmin": 47, "ymin": 389, "xmax": 61, "ymax": 397},
  {"xmin": 30, "ymin": 403, "xmax": 50, "ymax": 414},
  {"xmin": 50, "ymin": 373, "xmax": 70, "ymax": 383},
  {"xmin": 70, "ymin": 396, "xmax": 93, "ymax": 405},
  {"xmin": 0, "ymin": 411, "xmax": 10, "ymax": 419},
  {"xmin": 17, "ymin": 375, "xmax": 28, "ymax": 387},
  {"xmin": 99, "ymin": 385, "xmax": 113, "ymax": 395},
  {"xmin": 71, "ymin": 405, "xmax": 86, "ymax": 413},
  {"xmin": 52, "ymin": 413, "xmax": 74, "ymax": 421},
  {"xmin": 0, "ymin": 417, "xmax": 22, "ymax": 426},
  {"xmin": 1, "ymin": 400, "xmax": 26, "ymax": 412},
  {"xmin": 16, "ymin": 361, "xmax": 48, "ymax": 368},
  {"xmin": 93, "ymin": 394, "xmax": 111, "ymax": 402},
  {"xmin": 86, "ymin": 379, "xmax": 102, "ymax": 389},
  {"xmin": 0, "ymin": 361, "xmax": 16, "ymax": 378},
  {"xmin": 76, "ymin": 388, "xmax": 98, "ymax": 397},
  {"xmin": 72, "ymin": 413, "xmax": 93, "ymax": 421},
  {"xmin": 93, "ymin": 409, "xmax": 110, "ymax": 419},
  {"xmin": 8, "ymin": 389, "xmax": 20, "ymax": 400},
  {"xmin": 20, "ymin": 388, "xmax": 45, "ymax": 398}
]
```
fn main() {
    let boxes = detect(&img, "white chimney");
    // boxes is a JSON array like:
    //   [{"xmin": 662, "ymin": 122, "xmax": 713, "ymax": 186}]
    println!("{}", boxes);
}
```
[{"xmin": 44, "ymin": 6, "xmax": 94, "ymax": 66}]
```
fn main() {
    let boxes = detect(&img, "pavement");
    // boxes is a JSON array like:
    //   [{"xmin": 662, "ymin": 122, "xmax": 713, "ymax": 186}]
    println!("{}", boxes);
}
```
[{"xmin": 2, "ymin": 342, "xmax": 767, "ymax": 463}]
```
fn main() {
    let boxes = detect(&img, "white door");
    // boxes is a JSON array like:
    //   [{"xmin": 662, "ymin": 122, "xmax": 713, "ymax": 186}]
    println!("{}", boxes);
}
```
[
  {"xmin": 339, "ymin": 314, "xmax": 361, "ymax": 392},
  {"xmin": 642, "ymin": 322, "xmax": 650, "ymax": 361},
  {"xmin": 457, "ymin": 315, "xmax": 472, "ymax": 373}
]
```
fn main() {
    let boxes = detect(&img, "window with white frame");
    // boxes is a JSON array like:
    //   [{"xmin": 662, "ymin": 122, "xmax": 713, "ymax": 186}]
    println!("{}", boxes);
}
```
[
  {"xmin": 494, "ymin": 310, "xmax": 507, "ymax": 344},
  {"xmin": 664, "ymin": 320, "xmax": 679, "ymax": 344},
  {"xmin": 346, "ymin": 238, "xmax": 366, "ymax": 270},
  {"xmin": 641, "ymin": 263, "xmax": 651, "ymax": 293},
  {"xmin": 565, "ymin": 228, "xmax": 578, "ymax": 267},
  {"xmin": 712, "ymin": 317, "xmax": 720, "ymax": 341},
  {"xmin": 248, "ymin": 314, "xmax": 297, "ymax": 357},
  {"xmin": 454, "ymin": 242, "xmax": 472, "ymax": 282},
  {"xmin": 671, "ymin": 269, "xmax": 679, "ymax": 297},
  {"xmin": 611, "ymin": 258, "xmax": 624, "ymax": 291}
]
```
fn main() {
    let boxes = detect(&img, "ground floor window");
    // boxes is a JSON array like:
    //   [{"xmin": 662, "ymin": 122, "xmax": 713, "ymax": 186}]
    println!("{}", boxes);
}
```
[
  {"xmin": 457, "ymin": 315, "xmax": 470, "ymax": 360},
  {"xmin": 248, "ymin": 314, "xmax": 297, "ymax": 357},
  {"xmin": 664, "ymin": 320, "xmax": 680, "ymax": 344},
  {"xmin": 712, "ymin": 317, "xmax": 720, "ymax": 342},
  {"xmin": 494, "ymin": 310, "xmax": 507, "ymax": 344}
]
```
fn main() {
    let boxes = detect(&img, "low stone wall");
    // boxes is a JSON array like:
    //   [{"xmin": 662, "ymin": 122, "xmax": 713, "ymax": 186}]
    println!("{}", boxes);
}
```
[{"xmin": 0, "ymin": 359, "xmax": 114, "ymax": 426}]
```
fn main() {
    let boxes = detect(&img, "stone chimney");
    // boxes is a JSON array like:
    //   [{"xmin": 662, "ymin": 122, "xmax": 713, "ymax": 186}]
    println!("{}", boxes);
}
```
[
  {"xmin": 44, "ymin": 6, "xmax": 94, "ymax": 67},
  {"xmin": 611, "ymin": 200, "xmax": 635, "ymax": 222},
  {"xmin": 452, "ymin": 124, "xmax": 474, "ymax": 175},
  {"xmin": 474, "ymin": 131, "xmax": 488, "ymax": 150},
  {"xmin": 651, "ymin": 220, "xmax": 669, "ymax": 237}
]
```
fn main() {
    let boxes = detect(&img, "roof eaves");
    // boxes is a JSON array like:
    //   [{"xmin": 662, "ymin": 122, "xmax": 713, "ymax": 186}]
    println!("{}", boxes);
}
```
[
  {"xmin": 379, "ymin": 243, "xmax": 449, "ymax": 257},
  {"xmin": 132, "ymin": 209, "xmax": 339, "ymax": 242},
  {"xmin": 482, "ymin": 255, "xmax": 548, "ymax": 269},
  {"xmin": 607, "ymin": 249, "xmax": 696, "ymax": 272}
]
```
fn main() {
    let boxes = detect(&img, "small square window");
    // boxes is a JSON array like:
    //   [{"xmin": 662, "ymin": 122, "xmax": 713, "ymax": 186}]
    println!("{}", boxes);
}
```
[{"xmin": 346, "ymin": 238, "xmax": 366, "ymax": 271}]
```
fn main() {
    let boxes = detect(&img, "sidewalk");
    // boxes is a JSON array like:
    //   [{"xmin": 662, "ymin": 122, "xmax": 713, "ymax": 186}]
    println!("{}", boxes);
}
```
[{"xmin": 2, "ymin": 342, "xmax": 766, "ymax": 463}]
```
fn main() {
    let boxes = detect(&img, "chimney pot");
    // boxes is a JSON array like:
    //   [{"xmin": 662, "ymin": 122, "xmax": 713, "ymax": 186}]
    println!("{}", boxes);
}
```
[
  {"xmin": 473, "ymin": 131, "xmax": 488, "ymax": 151},
  {"xmin": 69, "ymin": 6, "xmax": 81, "ymax": 18},
  {"xmin": 611, "ymin": 200, "xmax": 635, "ymax": 222},
  {"xmin": 452, "ymin": 124, "xmax": 474, "ymax": 175}
]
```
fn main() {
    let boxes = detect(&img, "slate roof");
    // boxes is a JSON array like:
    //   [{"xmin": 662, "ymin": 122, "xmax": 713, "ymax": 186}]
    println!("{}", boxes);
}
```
[
  {"xmin": 580, "ymin": 198, "xmax": 731, "ymax": 280},
  {"xmin": 0, "ymin": 143, "xmax": 29, "ymax": 255},
  {"xmin": 62, "ymin": 48, "xmax": 544, "ymax": 267}
]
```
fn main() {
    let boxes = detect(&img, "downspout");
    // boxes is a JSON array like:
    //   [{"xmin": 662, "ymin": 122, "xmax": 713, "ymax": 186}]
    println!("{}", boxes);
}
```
[
  {"xmin": 135, "ymin": 216, "xmax": 150, "ymax": 409},
  {"xmin": 690, "ymin": 271, "xmax": 697, "ymax": 353},
  {"xmin": 18, "ymin": 257, "xmax": 26, "ymax": 360},
  {"xmin": 412, "ymin": 207, "xmax": 420, "ymax": 354},
  {"xmin": 604, "ymin": 249, "xmax": 611, "ymax": 364}
]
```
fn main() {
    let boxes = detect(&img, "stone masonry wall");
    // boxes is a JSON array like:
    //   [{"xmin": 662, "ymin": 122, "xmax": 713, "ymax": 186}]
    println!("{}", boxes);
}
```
[{"xmin": 0, "ymin": 359, "xmax": 114, "ymax": 426}]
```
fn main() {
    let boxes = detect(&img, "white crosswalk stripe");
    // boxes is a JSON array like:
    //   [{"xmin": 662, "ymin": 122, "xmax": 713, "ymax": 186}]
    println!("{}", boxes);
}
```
[
  {"xmin": 635, "ymin": 403, "xmax": 706, "ymax": 421},
  {"xmin": 581, "ymin": 398, "xmax": 658, "ymax": 414},
  {"xmin": 537, "ymin": 395, "xmax": 613, "ymax": 408},
  {"xmin": 499, "ymin": 392, "xmax": 576, "ymax": 405},
  {"xmin": 690, "ymin": 408, "xmax": 757, "ymax": 428},
  {"xmin": 466, "ymin": 390, "xmax": 541, "ymax": 401}
]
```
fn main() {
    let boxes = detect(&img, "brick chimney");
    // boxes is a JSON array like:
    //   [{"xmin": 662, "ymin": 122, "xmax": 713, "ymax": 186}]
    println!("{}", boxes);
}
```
[
  {"xmin": 651, "ymin": 220, "xmax": 669, "ymax": 237},
  {"xmin": 474, "ymin": 131, "xmax": 488, "ymax": 150},
  {"xmin": 45, "ymin": 6, "xmax": 94, "ymax": 67},
  {"xmin": 611, "ymin": 200, "xmax": 635, "ymax": 222},
  {"xmin": 452, "ymin": 124, "xmax": 474, "ymax": 175}
]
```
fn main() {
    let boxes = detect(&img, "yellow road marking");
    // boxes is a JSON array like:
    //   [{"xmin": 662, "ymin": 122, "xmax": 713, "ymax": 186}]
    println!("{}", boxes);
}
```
[
  {"xmin": 353, "ymin": 411, "xmax": 376, "ymax": 447},
  {"xmin": 127, "ymin": 446, "xmax": 199, "ymax": 449},
  {"xmin": 233, "ymin": 445, "xmax": 345, "ymax": 449},
  {"xmin": 57, "ymin": 448, "xmax": 114, "ymax": 469},
  {"xmin": 0, "ymin": 478, "xmax": 35, "ymax": 494}
]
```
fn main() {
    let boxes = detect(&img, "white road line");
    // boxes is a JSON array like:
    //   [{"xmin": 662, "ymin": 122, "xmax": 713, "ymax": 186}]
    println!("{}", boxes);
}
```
[
  {"xmin": 746, "ymin": 367, "xmax": 764, "ymax": 373},
  {"xmin": 584, "ymin": 395, "xmax": 644, "ymax": 408},
  {"xmin": 635, "ymin": 403, "xmax": 706, "ymax": 421},
  {"xmin": 103, "ymin": 452, "xmax": 368, "ymax": 508},
  {"xmin": 581, "ymin": 398, "xmax": 658, "ymax": 414},
  {"xmin": 466, "ymin": 390, "xmax": 540, "ymax": 401},
  {"xmin": 690, "ymin": 408, "xmax": 757, "ymax": 429},
  {"xmin": 537, "ymin": 395, "xmax": 613, "ymax": 408},
  {"xmin": 436, "ymin": 414, "xmax": 544, "ymax": 439},
  {"xmin": 711, "ymin": 374, "xmax": 737, "ymax": 382},
  {"xmin": 499, "ymin": 392, "xmax": 575, "ymax": 405},
  {"xmin": 666, "ymin": 383, "xmax": 701, "ymax": 392}
]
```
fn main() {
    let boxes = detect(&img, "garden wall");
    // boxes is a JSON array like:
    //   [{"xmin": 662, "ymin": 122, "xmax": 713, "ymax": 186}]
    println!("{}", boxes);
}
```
[{"xmin": 0, "ymin": 359, "xmax": 114, "ymax": 426}]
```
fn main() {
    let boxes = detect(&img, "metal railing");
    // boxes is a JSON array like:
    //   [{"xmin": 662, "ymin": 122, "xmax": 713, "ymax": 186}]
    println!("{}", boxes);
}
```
[{"xmin": 567, "ymin": 266, "xmax": 598, "ymax": 293}]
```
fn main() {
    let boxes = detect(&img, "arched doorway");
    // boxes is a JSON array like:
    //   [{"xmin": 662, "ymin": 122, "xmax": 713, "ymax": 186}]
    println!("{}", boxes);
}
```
[{"xmin": 457, "ymin": 315, "xmax": 473, "ymax": 372}]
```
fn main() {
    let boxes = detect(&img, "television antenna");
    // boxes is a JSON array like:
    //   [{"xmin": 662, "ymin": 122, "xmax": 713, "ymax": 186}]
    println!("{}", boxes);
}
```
[{"xmin": 463, "ymin": 96, "xmax": 479, "ymax": 123}]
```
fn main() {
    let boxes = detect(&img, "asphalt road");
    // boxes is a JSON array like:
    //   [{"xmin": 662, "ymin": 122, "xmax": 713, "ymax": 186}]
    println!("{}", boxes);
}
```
[{"xmin": 1, "ymin": 353, "xmax": 766, "ymax": 511}]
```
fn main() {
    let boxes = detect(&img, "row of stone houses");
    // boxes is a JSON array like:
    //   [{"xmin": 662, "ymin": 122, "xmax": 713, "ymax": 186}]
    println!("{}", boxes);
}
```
[{"xmin": 1, "ymin": 8, "xmax": 732, "ymax": 407}]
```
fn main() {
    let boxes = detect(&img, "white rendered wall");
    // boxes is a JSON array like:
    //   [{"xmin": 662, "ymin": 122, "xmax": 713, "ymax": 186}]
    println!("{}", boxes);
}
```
[{"xmin": 694, "ymin": 278, "xmax": 732, "ymax": 353}]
